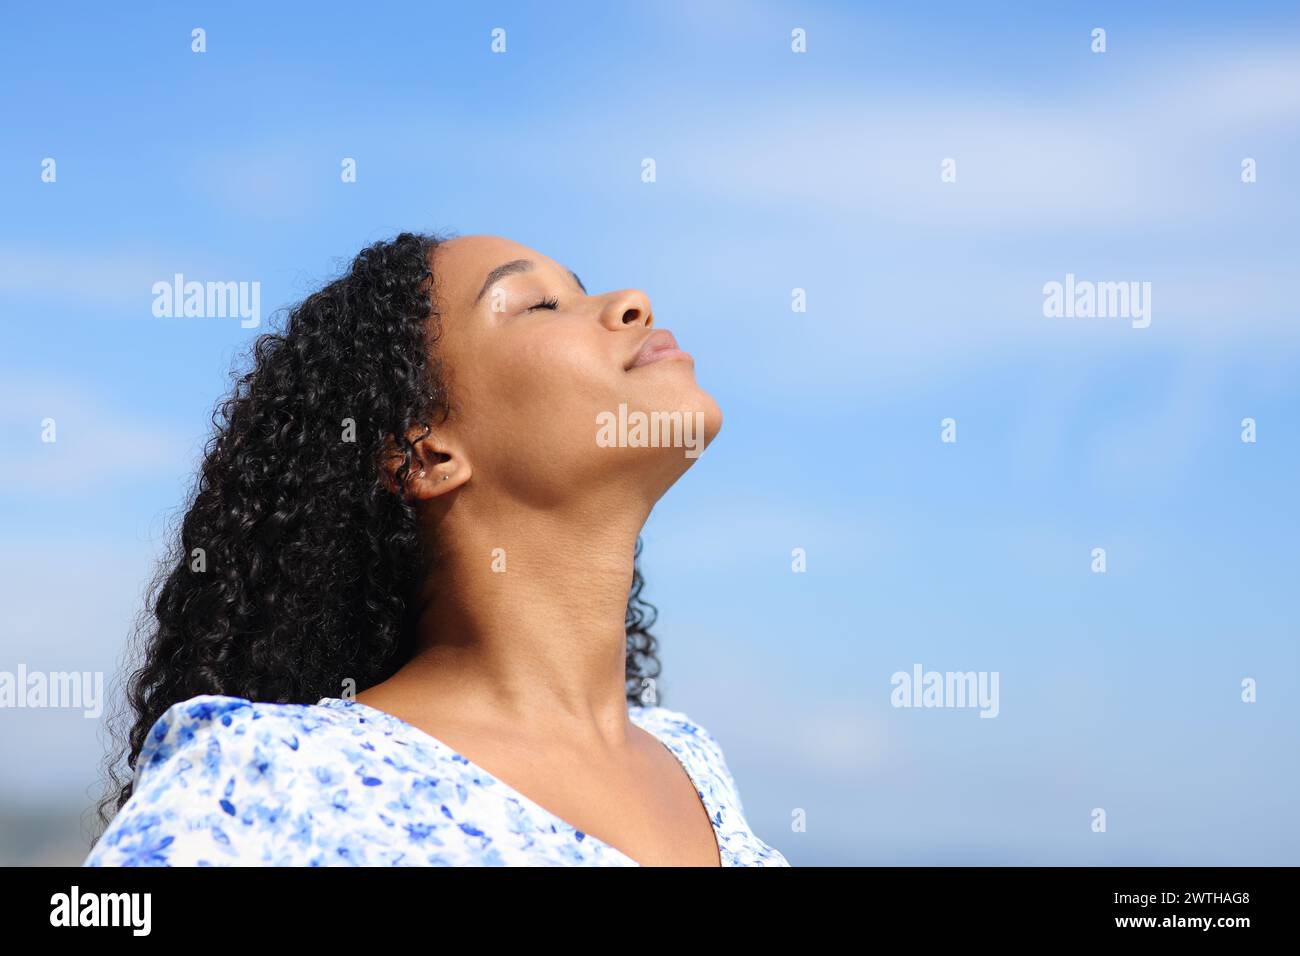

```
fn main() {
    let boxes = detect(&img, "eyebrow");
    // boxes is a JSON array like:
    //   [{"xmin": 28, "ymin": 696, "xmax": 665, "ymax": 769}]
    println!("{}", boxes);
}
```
[{"xmin": 472, "ymin": 258, "xmax": 586, "ymax": 305}]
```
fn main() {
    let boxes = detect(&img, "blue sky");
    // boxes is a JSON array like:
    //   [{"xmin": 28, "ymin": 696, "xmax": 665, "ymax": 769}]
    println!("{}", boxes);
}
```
[{"xmin": 1, "ymin": 1, "xmax": 1298, "ymax": 864}]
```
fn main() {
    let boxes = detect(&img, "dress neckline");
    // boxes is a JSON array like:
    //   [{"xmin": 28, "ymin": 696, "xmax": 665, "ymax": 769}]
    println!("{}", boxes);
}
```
[{"xmin": 314, "ymin": 696, "xmax": 725, "ymax": 867}]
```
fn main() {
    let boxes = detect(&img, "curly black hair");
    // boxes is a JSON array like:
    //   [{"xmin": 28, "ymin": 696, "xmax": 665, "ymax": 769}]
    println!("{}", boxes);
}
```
[{"xmin": 90, "ymin": 232, "xmax": 662, "ymax": 844}]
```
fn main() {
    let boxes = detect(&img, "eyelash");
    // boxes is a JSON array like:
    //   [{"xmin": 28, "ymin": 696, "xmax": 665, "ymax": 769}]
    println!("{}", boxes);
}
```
[{"xmin": 524, "ymin": 295, "xmax": 560, "ymax": 313}]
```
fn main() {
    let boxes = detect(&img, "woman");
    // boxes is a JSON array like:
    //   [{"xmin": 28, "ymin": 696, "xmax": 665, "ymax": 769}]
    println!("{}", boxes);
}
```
[{"xmin": 84, "ymin": 231, "xmax": 789, "ymax": 867}]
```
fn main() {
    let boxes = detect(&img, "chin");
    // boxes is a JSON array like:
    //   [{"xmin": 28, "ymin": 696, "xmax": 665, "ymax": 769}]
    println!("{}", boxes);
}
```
[
  {"xmin": 693, "ymin": 388, "xmax": 723, "ymax": 450},
  {"xmin": 596, "ymin": 380, "xmax": 722, "ymax": 466},
  {"xmin": 665, "ymin": 383, "xmax": 722, "ymax": 462}
]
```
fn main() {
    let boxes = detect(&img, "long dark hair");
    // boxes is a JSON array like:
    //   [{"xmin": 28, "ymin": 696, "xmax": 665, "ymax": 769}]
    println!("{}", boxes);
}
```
[{"xmin": 91, "ymin": 232, "xmax": 662, "ymax": 843}]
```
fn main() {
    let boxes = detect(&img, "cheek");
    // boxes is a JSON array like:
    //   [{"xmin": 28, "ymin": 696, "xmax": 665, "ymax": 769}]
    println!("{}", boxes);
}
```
[
  {"xmin": 475, "ymin": 330, "xmax": 618, "ymax": 459},
  {"xmin": 503, "ymin": 328, "xmax": 615, "ymax": 406}
]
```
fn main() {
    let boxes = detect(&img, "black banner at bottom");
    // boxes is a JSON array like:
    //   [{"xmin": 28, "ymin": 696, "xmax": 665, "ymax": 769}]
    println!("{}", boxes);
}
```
[{"xmin": 5, "ymin": 865, "xmax": 1284, "ymax": 940}]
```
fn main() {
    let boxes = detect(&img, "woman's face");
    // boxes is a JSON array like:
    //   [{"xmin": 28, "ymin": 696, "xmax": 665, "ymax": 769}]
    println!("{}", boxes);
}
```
[{"xmin": 425, "ymin": 235, "xmax": 722, "ymax": 507}]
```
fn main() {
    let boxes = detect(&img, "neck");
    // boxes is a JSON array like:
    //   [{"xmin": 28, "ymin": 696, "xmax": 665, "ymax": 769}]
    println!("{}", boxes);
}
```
[{"xmin": 402, "ymin": 494, "xmax": 650, "ymax": 727}]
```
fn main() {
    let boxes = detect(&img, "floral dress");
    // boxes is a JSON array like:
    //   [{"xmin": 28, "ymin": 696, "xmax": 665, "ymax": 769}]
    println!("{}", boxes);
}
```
[{"xmin": 84, "ymin": 694, "xmax": 791, "ymax": 867}]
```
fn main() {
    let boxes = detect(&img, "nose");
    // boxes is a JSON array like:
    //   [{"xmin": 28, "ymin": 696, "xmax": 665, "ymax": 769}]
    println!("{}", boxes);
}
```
[{"xmin": 598, "ymin": 288, "xmax": 653, "ymax": 331}]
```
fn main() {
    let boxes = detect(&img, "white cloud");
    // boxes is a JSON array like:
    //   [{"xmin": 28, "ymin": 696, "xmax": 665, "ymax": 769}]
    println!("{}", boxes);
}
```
[{"xmin": 504, "ymin": 43, "xmax": 1300, "ymax": 232}]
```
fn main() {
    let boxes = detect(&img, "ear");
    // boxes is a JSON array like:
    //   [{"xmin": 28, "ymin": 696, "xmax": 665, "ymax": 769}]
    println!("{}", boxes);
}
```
[{"xmin": 377, "ymin": 422, "xmax": 471, "ymax": 502}]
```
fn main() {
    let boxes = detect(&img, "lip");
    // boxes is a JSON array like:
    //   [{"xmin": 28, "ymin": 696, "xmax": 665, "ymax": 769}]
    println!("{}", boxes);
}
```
[{"xmin": 627, "ymin": 329, "xmax": 693, "ymax": 370}]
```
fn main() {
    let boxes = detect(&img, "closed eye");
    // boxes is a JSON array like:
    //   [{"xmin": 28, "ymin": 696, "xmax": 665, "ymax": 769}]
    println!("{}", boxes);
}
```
[{"xmin": 524, "ymin": 295, "xmax": 560, "ymax": 313}]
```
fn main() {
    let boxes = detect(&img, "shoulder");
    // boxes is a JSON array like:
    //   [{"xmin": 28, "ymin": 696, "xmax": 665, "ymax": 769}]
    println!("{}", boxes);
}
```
[
  {"xmin": 630, "ymin": 703, "xmax": 723, "ymax": 751},
  {"xmin": 86, "ymin": 694, "xmax": 602, "ymax": 868},
  {"xmin": 629, "ymin": 703, "xmax": 747, "ymax": 815},
  {"xmin": 135, "ymin": 695, "xmax": 261, "ymax": 765},
  {"xmin": 84, "ymin": 694, "xmax": 352, "ymax": 867},
  {"xmin": 631, "ymin": 704, "xmax": 792, "ymax": 866},
  {"xmin": 132, "ymin": 694, "xmax": 347, "ymax": 785}
]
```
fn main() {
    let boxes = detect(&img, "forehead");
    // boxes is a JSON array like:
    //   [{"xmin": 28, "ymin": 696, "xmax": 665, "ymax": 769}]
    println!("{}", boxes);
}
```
[{"xmin": 434, "ymin": 235, "xmax": 564, "ymax": 309}]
